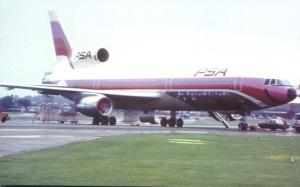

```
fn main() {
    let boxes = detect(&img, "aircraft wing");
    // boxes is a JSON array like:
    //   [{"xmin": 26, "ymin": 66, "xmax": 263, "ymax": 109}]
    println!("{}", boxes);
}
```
[{"xmin": 0, "ymin": 83, "xmax": 161, "ymax": 100}]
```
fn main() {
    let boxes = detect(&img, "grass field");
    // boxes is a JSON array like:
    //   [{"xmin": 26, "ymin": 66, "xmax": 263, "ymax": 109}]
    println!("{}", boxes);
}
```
[{"xmin": 0, "ymin": 134, "xmax": 300, "ymax": 186}]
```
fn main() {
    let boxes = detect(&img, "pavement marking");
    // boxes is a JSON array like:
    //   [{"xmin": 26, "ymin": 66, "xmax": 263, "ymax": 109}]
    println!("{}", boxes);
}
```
[
  {"xmin": 0, "ymin": 135, "xmax": 43, "ymax": 138},
  {"xmin": 267, "ymin": 155, "xmax": 300, "ymax": 161},
  {"xmin": 0, "ymin": 135, "xmax": 77, "ymax": 138},
  {"xmin": 0, "ymin": 129, "xmax": 42, "ymax": 132},
  {"xmin": 168, "ymin": 139, "xmax": 208, "ymax": 145}
]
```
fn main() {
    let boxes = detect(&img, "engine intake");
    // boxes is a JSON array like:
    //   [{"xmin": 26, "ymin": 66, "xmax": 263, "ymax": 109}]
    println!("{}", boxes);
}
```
[
  {"xmin": 96, "ymin": 48, "xmax": 109, "ymax": 62},
  {"xmin": 76, "ymin": 95, "xmax": 113, "ymax": 117},
  {"xmin": 96, "ymin": 97, "xmax": 113, "ymax": 115}
]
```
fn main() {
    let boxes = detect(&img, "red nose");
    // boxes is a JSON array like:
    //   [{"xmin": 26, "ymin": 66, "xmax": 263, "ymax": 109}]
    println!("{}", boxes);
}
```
[{"xmin": 287, "ymin": 88, "xmax": 297, "ymax": 100}]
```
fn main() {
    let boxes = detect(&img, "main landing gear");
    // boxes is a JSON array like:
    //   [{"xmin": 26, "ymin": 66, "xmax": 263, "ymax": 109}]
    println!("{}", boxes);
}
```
[
  {"xmin": 160, "ymin": 111, "xmax": 184, "ymax": 128},
  {"xmin": 92, "ymin": 116, "xmax": 117, "ymax": 126},
  {"xmin": 238, "ymin": 115, "xmax": 248, "ymax": 131}
]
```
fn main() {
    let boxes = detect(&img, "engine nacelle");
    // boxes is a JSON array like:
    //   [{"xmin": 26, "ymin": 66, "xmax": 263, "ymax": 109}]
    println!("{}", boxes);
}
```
[
  {"xmin": 96, "ymin": 48, "xmax": 109, "ymax": 62},
  {"xmin": 76, "ymin": 95, "xmax": 113, "ymax": 117},
  {"xmin": 71, "ymin": 48, "xmax": 109, "ymax": 68},
  {"xmin": 229, "ymin": 114, "xmax": 242, "ymax": 120}
]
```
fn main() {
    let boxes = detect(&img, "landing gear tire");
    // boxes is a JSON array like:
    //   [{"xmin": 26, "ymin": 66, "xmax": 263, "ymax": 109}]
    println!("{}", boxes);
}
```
[
  {"xmin": 168, "ymin": 118, "xmax": 176, "ymax": 127},
  {"xmin": 249, "ymin": 126, "xmax": 257, "ymax": 131},
  {"xmin": 1, "ymin": 117, "xmax": 7, "ymax": 123},
  {"xmin": 239, "ymin": 123, "xmax": 248, "ymax": 131},
  {"xmin": 101, "ymin": 116, "xmax": 109, "ymax": 125},
  {"xmin": 109, "ymin": 116, "xmax": 116, "ymax": 126},
  {"xmin": 176, "ymin": 118, "xmax": 184, "ymax": 127},
  {"xmin": 160, "ymin": 117, "xmax": 168, "ymax": 127},
  {"xmin": 92, "ymin": 117, "xmax": 100, "ymax": 125}
]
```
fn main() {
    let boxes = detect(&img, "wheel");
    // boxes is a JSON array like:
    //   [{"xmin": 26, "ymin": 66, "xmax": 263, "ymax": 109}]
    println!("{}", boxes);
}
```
[
  {"xmin": 1, "ymin": 117, "xmax": 7, "ymax": 123},
  {"xmin": 160, "ymin": 117, "xmax": 167, "ymax": 127},
  {"xmin": 101, "ymin": 116, "xmax": 109, "ymax": 125},
  {"xmin": 92, "ymin": 117, "xmax": 100, "ymax": 125},
  {"xmin": 295, "ymin": 127, "xmax": 300, "ymax": 133},
  {"xmin": 109, "ymin": 116, "xmax": 116, "ymax": 126},
  {"xmin": 176, "ymin": 118, "xmax": 184, "ymax": 127},
  {"xmin": 168, "ymin": 118, "xmax": 176, "ymax": 127},
  {"xmin": 239, "ymin": 123, "xmax": 248, "ymax": 131}
]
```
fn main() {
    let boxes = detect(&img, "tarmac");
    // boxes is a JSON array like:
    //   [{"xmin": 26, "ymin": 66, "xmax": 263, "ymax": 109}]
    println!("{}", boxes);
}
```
[{"xmin": 0, "ymin": 119, "xmax": 299, "ymax": 157}]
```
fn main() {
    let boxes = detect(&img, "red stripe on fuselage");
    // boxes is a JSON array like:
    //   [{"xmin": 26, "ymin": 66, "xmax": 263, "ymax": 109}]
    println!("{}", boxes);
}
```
[{"xmin": 64, "ymin": 77, "xmax": 277, "ymax": 106}]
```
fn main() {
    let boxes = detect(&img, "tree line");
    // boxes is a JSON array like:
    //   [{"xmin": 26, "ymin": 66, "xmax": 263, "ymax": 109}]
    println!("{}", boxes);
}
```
[{"xmin": 0, "ymin": 95, "xmax": 72, "ymax": 112}]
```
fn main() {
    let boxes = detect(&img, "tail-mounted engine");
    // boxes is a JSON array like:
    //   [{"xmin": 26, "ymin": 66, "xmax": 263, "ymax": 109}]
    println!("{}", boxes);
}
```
[
  {"xmin": 96, "ymin": 48, "xmax": 109, "ymax": 62},
  {"xmin": 76, "ymin": 95, "xmax": 113, "ymax": 117}
]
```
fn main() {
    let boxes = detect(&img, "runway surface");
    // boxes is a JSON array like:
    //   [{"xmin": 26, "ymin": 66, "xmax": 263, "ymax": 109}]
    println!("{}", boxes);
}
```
[{"xmin": 0, "ymin": 119, "xmax": 299, "ymax": 157}]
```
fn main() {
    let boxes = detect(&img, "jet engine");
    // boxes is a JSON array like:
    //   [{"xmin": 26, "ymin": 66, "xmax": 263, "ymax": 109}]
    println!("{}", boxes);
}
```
[
  {"xmin": 228, "ymin": 114, "xmax": 242, "ymax": 120},
  {"xmin": 95, "ymin": 48, "xmax": 109, "ymax": 62},
  {"xmin": 76, "ymin": 95, "xmax": 113, "ymax": 117}
]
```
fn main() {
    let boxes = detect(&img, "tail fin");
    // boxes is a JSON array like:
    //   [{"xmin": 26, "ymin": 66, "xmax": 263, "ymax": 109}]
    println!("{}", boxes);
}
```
[{"xmin": 49, "ymin": 10, "xmax": 74, "ymax": 68}]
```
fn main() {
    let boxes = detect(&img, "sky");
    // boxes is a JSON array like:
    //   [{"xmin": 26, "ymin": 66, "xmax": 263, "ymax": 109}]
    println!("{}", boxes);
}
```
[{"xmin": 0, "ymin": 0, "xmax": 300, "ymax": 97}]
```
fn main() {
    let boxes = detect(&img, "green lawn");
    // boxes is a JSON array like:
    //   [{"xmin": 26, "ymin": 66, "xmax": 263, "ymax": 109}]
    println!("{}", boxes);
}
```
[{"xmin": 0, "ymin": 134, "xmax": 300, "ymax": 186}]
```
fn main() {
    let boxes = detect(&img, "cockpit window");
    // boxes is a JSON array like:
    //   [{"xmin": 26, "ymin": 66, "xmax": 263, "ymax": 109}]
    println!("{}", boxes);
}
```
[
  {"xmin": 264, "ymin": 78, "xmax": 290, "ymax": 86},
  {"xmin": 270, "ymin": 79, "xmax": 276, "ymax": 85},
  {"xmin": 264, "ymin": 79, "xmax": 270, "ymax": 85}
]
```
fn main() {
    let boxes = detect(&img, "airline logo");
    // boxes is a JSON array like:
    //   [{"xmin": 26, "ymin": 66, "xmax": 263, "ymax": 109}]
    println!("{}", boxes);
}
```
[
  {"xmin": 75, "ymin": 51, "xmax": 96, "ymax": 61},
  {"xmin": 194, "ymin": 68, "xmax": 228, "ymax": 77}
]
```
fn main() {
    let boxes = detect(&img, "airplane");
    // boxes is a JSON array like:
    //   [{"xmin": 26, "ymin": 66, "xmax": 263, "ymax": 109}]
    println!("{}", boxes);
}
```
[{"xmin": 0, "ymin": 11, "xmax": 297, "ymax": 129}]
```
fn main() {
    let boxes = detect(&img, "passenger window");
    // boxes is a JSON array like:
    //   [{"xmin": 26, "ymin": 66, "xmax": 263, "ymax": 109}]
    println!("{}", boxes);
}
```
[
  {"xmin": 271, "ymin": 79, "xmax": 276, "ymax": 85},
  {"xmin": 264, "ymin": 79, "xmax": 270, "ymax": 85}
]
